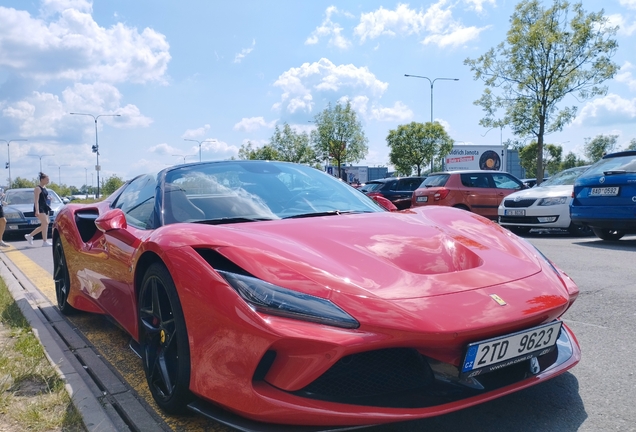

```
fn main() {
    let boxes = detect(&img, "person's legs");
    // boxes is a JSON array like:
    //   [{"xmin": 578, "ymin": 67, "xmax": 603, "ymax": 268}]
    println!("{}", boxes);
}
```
[
  {"xmin": 0, "ymin": 217, "xmax": 8, "ymax": 247},
  {"xmin": 37, "ymin": 213, "xmax": 50, "ymax": 245},
  {"xmin": 25, "ymin": 215, "xmax": 45, "ymax": 244}
]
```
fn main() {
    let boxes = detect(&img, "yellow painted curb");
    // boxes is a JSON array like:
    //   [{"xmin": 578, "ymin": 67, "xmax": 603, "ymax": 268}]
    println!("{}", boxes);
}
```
[{"xmin": 3, "ymin": 246, "xmax": 56, "ymax": 303}]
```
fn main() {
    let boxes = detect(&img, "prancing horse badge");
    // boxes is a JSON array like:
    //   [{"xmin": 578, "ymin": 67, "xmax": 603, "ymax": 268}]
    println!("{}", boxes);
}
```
[{"xmin": 490, "ymin": 294, "xmax": 507, "ymax": 306}]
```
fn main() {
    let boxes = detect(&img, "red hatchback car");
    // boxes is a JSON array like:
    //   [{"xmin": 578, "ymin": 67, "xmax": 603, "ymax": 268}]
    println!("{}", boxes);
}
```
[{"xmin": 412, "ymin": 170, "xmax": 526, "ymax": 219}]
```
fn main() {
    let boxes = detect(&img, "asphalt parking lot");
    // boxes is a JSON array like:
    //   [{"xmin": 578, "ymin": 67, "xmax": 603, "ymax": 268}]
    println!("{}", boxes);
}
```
[{"xmin": 2, "ymin": 230, "xmax": 635, "ymax": 432}]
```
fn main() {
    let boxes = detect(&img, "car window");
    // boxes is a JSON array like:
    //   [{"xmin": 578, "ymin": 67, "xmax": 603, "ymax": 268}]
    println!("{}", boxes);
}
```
[
  {"xmin": 461, "ymin": 173, "xmax": 491, "ymax": 188},
  {"xmin": 421, "ymin": 174, "xmax": 449, "ymax": 187},
  {"xmin": 113, "ymin": 175, "xmax": 156, "ymax": 229},
  {"xmin": 541, "ymin": 166, "xmax": 589, "ymax": 186},
  {"xmin": 492, "ymin": 173, "xmax": 524, "ymax": 190},
  {"xmin": 581, "ymin": 153, "xmax": 636, "ymax": 177},
  {"xmin": 359, "ymin": 182, "xmax": 383, "ymax": 192},
  {"xmin": 399, "ymin": 178, "xmax": 424, "ymax": 191},
  {"xmin": 384, "ymin": 180, "xmax": 398, "ymax": 191},
  {"xmin": 6, "ymin": 190, "xmax": 34, "ymax": 205}
]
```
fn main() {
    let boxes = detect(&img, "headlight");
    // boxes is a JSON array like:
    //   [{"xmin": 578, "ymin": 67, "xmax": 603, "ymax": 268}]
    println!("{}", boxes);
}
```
[
  {"xmin": 537, "ymin": 197, "xmax": 567, "ymax": 206},
  {"xmin": 4, "ymin": 211, "xmax": 20, "ymax": 219},
  {"xmin": 218, "ymin": 270, "xmax": 359, "ymax": 329}
]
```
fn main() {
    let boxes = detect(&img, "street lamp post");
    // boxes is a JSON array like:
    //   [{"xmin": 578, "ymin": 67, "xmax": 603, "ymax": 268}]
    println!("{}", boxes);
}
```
[
  {"xmin": 184, "ymin": 139, "xmax": 216, "ymax": 162},
  {"xmin": 28, "ymin": 154, "xmax": 54, "ymax": 173},
  {"xmin": 70, "ymin": 112, "xmax": 121, "ymax": 199},
  {"xmin": 49, "ymin": 164, "xmax": 70, "ymax": 184},
  {"xmin": 172, "ymin": 154, "xmax": 197, "ymax": 164},
  {"xmin": 85, "ymin": 168, "xmax": 88, "ymax": 199},
  {"xmin": 0, "ymin": 139, "xmax": 27, "ymax": 188},
  {"xmin": 404, "ymin": 74, "xmax": 459, "ymax": 172}
]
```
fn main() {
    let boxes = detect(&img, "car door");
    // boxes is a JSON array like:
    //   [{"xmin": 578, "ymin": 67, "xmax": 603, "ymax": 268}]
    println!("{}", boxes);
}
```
[
  {"xmin": 460, "ymin": 173, "xmax": 499, "ymax": 218},
  {"xmin": 491, "ymin": 172, "xmax": 525, "ymax": 215},
  {"xmin": 390, "ymin": 178, "xmax": 422, "ymax": 209},
  {"xmin": 92, "ymin": 175, "xmax": 157, "ymax": 336}
]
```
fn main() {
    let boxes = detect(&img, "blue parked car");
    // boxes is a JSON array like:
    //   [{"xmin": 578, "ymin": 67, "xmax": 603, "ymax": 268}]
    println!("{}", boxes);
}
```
[{"xmin": 570, "ymin": 150, "xmax": 636, "ymax": 241}]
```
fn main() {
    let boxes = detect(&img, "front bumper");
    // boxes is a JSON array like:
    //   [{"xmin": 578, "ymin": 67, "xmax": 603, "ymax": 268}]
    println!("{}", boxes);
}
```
[
  {"xmin": 498, "ymin": 205, "xmax": 571, "ymax": 229},
  {"xmin": 189, "ymin": 325, "xmax": 580, "ymax": 430}
]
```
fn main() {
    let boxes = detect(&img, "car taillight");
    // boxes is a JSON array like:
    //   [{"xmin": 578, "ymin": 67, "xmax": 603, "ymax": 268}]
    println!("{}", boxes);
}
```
[{"xmin": 434, "ymin": 188, "xmax": 450, "ymax": 201}]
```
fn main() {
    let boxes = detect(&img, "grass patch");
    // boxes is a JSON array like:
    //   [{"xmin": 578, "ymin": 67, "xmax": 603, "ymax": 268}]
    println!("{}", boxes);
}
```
[{"xmin": 0, "ymin": 278, "xmax": 85, "ymax": 431}]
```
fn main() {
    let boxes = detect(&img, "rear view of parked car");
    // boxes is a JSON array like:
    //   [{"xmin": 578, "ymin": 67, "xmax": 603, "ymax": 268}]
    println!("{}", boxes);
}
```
[
  {"xmin": 499, "ymin": 165, "xmax": 591, "ymax": 235},
  {"xmin": 570, "ymin": 150, "xmax": 636, "ymax": 241},
  {"xmin": 412, "ymin": 170, "xmax": 525, "ymax": 219},
  {"xmin": 359, "ymin": 176, "xmax": 425, "ymax": 210}
]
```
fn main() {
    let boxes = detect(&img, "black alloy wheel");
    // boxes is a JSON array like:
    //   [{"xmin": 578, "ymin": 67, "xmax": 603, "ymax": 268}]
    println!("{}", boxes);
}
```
[
  {"xmin": 138, "ymin": 263, "xmax": 192, "ymax": 414},
  {"xmin": 591, "ymin": 227, "xmax": 625, "ymax": 241},
  {"xmin": 53, "ymin": 237, "xmax": 77, "ymax": 315}
]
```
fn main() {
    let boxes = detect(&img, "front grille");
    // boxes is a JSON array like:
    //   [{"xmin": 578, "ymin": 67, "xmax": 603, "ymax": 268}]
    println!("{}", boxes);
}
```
[
  {"xmin": 294, "ymin": 348, "xmax": 433, "ymax": 402},
  {"xmin": 500, "ymin": 215, "xmax": 560, "ymax": 224},
  {"xmin": 503, "ymin": 199, "xmax": 536, "ymax": 208}
]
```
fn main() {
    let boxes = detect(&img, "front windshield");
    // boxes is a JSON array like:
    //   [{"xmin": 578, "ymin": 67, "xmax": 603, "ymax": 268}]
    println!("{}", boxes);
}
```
[
  {"xmin": 540, "ymin": 166, "xmax": 589, "ymax": 186},
  {"xmin": 5, "ymin": 189, "xmax": 63, "ymax": 205},
  {"xmin": 161, "ymin": 161, "xmax": 384, "ymax": 224}
]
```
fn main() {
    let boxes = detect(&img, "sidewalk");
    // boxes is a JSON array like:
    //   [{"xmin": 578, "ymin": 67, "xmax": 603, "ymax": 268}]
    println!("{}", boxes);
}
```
[{"xmin": 0, "ymin": 247, "xmax": 169, "ymax": 432}]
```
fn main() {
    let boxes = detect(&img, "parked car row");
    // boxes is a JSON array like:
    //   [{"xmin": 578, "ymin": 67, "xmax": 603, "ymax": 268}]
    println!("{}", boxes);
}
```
[{"xmin": 2, "ymin": 188, "xmax": 65, "ymax": 238}]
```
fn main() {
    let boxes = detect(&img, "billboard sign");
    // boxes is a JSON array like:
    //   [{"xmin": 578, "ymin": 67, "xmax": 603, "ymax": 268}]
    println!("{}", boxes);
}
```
[{"xmin": 445, "ymin": 145, "xmax": 505, "ymax": 171}]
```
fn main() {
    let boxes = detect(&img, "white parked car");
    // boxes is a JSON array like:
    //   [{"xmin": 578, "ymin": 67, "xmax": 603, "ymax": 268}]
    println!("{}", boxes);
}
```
[{"xmin": 498, "ymin": 165, "xmax": 591, "ymax": 235}]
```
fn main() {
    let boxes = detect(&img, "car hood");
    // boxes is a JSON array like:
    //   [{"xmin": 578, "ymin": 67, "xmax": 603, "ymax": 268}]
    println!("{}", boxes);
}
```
[
  {"xmin": 504, "ymin": 184, "xmax": 573, "ymax": 201},
  {"xmin": 160, "ymin": 207, "xmax": 546, "ymax": 300},
  {"xmin": 4, "ymin": 203, "xmax": 63, "ymax": 214}
]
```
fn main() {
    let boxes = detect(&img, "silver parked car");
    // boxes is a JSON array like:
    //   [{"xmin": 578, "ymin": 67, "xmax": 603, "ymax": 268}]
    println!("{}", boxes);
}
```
[
  {"xmin": 2, "ymin": 188, "xmax": 65, "ymax": 237},
  {"xmin": 498, "ymin": 165, "xmax": 591, "ymax": 235}
]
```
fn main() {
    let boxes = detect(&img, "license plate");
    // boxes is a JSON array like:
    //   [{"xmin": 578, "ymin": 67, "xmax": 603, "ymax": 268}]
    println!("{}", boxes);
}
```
[
  {"xmin": 416, "ymin": 196, "xmax": 428, "ymax": 203},
  {"xmin": 504, "ymin": 209, "xmax": 525, "ymax": 216},
  {"xmin": 461, "ymin": 321, "xmax": 562, "ymax": 378},
  {"xmin": 589, "ymin": 187, "xmax": 619, "ymax": 196},
  {"xmin": 29, "ymin": 219, "xmax": 40, "ymax": 225}
]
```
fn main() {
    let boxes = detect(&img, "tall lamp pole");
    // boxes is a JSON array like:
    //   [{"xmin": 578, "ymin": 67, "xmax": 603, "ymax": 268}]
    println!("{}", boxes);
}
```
[
  {"xmin": 70, "ymin": 113, "xmax": 120, "ymax": 198},
  {"xmin": 49, "ymin": 163, "xmax": 70, "ymax": 184},
  {"xmin": 0, "ymin": 139, "xmax": 27, "ymax": 188},
  {"xmin": 184, "ymin": 139, "xmax": 216, "ymax": 162},
  {"xmin": 28, "ymin": 154, "xmax": 54, "ymax": 173},
  {"xmin": 172, "ymin": 154, "xmax": 197, "ymax": 164},
  {"xmin": 404, "ymin": 74, "xmax": 459, "ymax": 172}
]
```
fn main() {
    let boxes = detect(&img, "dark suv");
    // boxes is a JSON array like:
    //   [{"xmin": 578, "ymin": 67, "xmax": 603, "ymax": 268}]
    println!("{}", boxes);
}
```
[
  {"xmin": 570, "ymin": 150, "xmax": 636, "ymax": 241},
  {"xmin": 359, "ymin": 176, "xmax": 425, "ymax": 210}
]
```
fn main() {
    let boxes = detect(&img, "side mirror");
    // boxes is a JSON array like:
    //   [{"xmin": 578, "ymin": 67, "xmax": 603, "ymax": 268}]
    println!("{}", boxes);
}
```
[
  {"xmin": 95, "ymin": 209, "xmax": 127, "ymax": 232},
  {"xmin": 95, "ymin": 209, "xmax": 139, "ymax": 246}
]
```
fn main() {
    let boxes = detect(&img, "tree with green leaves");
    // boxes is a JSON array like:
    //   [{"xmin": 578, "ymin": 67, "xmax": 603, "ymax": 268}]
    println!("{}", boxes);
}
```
[
  {"xmin": 386, "ymin": 122, "xmax": 454, "ymax": 176},
  {"xmin": 465, "ymin": 0, "xmax": 619, "ymax": 186},
  {"xmin": 560, "ymin": 151, "xmax": 588, "ymax": 170},
  {"xmin": 270, "ymin": 123, "xmax": 317, "ymax": 164},
  {"xmin": 627, "ymin": 139, "xmax": 636, "ymax": 151},
  {"xmin": 101, "ymin": 174, "xmax": 125, "ymax": 196},
  {"xmin": 238, "ymin": 141, "xmax": 281, "ymax": 160},
  {"xmin": 584, "ymin": 134, "xmax": 618, "ymax": 162},
  {"xmin": 311, "ymin": 101, "xmax": 368, "ymax": 180},
  {"xmin": 518, "ymin": 142, "xmax": 563, "ymax": 177},
  {"xmin": 10, "ymin": 177, "xmax": 36, "ymax": 189}
]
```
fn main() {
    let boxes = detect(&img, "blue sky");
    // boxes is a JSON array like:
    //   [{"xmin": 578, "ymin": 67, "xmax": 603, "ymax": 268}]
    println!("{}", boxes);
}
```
[{"xmin": 0, "ymin": 0, "xmax": 635, "ymax": 188}]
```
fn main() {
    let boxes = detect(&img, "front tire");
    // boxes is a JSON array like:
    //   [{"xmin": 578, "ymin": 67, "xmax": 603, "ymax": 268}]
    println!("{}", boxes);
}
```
[
  {"xmin": 53, "ymin": 237, "xmax": 77, "ymax": 315},
  {"xmin": 138, "ymin": 263, "xmax": 192, "ymax": 414},
  {"xmin": 591, "ymin": 227, "xmax": 625, "ymax": 241}
]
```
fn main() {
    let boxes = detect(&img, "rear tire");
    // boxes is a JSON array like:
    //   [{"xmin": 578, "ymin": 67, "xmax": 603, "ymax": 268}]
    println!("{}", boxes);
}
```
[
  {"xmin": 138, "ymin": 263, "xmax": 192, "ymax": 414},
  {"xmin": 591, "ymin": 227, "xmax": 625, "ymax": 241},
  {"xmin": 53, "ymin": 237, "xmax": 78, "ymax": 315}
]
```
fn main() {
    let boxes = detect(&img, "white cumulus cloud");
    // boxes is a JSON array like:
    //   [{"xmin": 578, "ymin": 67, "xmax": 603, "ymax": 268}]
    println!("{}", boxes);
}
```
[
  {"xmin": 273, "ymin": 58, "xmax": 389, "ymax": 115},
  {"xmin": 305, "ymin": 6, "xmax": 352, "ymax": 49},
  {"xmin": 234, "ymin": 39, "xmax": 256, "ymax": 63},
  {"xmin": 0, "ymin": 4, "xmax": 171, "ymax": 84},
  {"xmin": 574, "ymin": 93, "xmax": 636, "ymax": 126},
  {"xmin": 233, "ymin": 117, "xmax": 277, "ymax": 132}
]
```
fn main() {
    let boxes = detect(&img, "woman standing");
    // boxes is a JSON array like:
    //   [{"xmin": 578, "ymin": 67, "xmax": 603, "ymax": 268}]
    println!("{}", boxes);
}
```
[{"xmin": 25, "ymin": 172, "xmax": 53, "ymax": 247}]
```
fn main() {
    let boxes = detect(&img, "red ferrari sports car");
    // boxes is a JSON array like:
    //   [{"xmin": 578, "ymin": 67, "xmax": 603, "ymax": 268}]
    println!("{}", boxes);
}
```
[{"xmin": 52, "ymin": 160, "xmax": 580, "ymax": 430}]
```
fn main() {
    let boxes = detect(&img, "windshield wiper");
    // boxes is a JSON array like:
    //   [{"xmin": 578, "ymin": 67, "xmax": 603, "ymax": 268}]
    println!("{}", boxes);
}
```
[
  {"xmin": 603, "ymin": 170, "xmax": 627, "ymax": 175},
  {"xmin": 284, "ymin": 210, "xmax": 362, "ymax": 219},
  {"xmin": 194, "ymin": 217, "xmax": 276, "ymax": 226}
]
